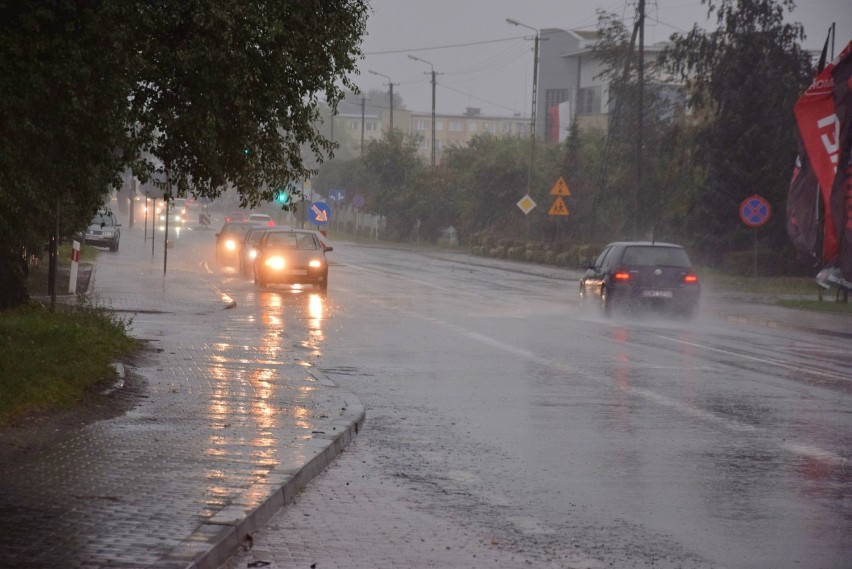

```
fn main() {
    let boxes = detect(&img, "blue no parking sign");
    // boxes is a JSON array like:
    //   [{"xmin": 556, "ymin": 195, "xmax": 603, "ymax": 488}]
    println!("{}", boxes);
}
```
[{"xmin": 739, "ymin": 195, "xmax": 771, "ymax": 227}]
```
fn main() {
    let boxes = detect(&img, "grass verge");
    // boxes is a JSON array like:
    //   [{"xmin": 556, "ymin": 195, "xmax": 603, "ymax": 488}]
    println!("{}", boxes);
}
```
[
  {"xmin": 776, "ymin": 299, "xmax": 852, "ymax": 315},
  {"xmin": 0, "ymin": 299, "xmax": 138, "ymax": 427}
]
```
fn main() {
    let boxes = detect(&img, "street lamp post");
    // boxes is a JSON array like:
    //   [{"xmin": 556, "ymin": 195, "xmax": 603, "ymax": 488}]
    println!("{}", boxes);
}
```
[
  {"xmin": 506, "ymin": 18, "xmax": 539, "ymax": 193},
  {"xmin": 369, "ymin": 69, "xmax": 395, "ymax": 132},
  {"xmin": 408, "ymin": 54, "xmax": 437, "ymax": 167}
]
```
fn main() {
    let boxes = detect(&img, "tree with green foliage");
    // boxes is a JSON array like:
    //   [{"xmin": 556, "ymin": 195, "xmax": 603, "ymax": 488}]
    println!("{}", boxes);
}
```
[
  {"xmin": 592, "ymin": 10, "xmax": 694, "ymax": 243},
  {"xmin": 659, "ymin": 0, "xmax": 813, "ymax": 265},
  {"xmin": 359, "ymin": 130, "xmax": 425, "ymax": 240},
  {"xmin": 442, "ymin": 134, "xmax": 530, "ymax": 243},
  {"xmin": 0, "ymin": 0, "xmax": 368, "ymax": 308}
]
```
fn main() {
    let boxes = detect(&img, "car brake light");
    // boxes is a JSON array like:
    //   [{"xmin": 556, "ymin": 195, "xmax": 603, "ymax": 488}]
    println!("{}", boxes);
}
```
[
  {"xmin": 267, "ymin": 220, "xmax": 275, "ymax": 227},
  {"xmin": 684, "ymin": 274, "xmax": 699, "ymax": 284},
  {"xmin": 613, "ymin": 271, "xmax": 631, "ymax": 281}
]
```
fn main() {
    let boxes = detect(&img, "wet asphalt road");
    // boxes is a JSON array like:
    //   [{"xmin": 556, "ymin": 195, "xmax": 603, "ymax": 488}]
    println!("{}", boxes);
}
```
[
  {"xmin": 226, "ymin": 232, "xmax": 851, "ymax": 568},
  {"xmin": 3, "ymin": 216, "xmax": 849, "ymax": 569}
]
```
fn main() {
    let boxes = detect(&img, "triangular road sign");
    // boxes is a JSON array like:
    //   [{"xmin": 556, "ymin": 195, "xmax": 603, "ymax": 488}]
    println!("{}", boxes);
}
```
[
  {"xmin": 548, "ymin": 197, "xmax": 570, "ymax": 216},
  {"xmin": 549, "ymin": 176, "xmax": 572, "ymax": 196}
]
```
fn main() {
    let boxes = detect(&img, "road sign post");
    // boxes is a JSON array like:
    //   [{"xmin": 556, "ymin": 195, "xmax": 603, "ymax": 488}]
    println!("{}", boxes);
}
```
[
  {"xmin": 69, "ymin": 240, "xmax": 80, "ymax": 294},
  {"xmin": 739, "ymin": 195, "xmax": 772, "ymax": 277}
]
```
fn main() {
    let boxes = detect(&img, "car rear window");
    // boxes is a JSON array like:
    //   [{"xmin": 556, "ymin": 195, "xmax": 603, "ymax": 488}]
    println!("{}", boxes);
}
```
[
  {"xmin": 221, "ymin": 223, "xmax": 252, "ymax": 236},
  {"xmin": 621, "ymin": 246, "xmax": 691, "ymax": 268},
  {"xmin": 91, "ymin": 214, "xmax": 115, "ymax": 226}
]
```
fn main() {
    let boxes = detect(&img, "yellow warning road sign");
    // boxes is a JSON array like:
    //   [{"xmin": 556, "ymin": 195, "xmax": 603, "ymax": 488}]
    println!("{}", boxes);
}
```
[
  {"xmin": 549, "ymin": 176, "xmax": 572, "ymax": 196},
  {"xmin": 548, "ymin": 196, "xmax": 570, "ymax": 216}
]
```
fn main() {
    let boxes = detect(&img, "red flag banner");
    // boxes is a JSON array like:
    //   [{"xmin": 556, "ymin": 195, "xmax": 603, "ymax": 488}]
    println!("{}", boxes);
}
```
[{"xmin": 793, "ymin": 41, "xmax": 852, "ymax": 268}]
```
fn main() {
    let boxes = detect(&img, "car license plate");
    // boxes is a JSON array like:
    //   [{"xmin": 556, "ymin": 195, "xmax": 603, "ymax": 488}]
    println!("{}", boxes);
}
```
[
  {"xmin": 286, "ymin": 269, "xmax": 308, "ymax": 276},
  {"xmin": 642, "ymin": 290, "xmax": 673, "ymax": 298}
]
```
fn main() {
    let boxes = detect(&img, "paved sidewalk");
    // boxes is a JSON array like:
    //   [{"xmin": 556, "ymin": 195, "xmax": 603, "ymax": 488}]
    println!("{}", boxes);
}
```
[{"xmin": 0, "ymin": 225, "xmax": 364, "ymax": 568}]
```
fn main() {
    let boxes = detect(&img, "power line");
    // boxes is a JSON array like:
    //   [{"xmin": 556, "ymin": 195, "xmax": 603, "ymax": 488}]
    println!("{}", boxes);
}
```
[
  {"xmin": 365, "ymin": 35, "xmax": 527, "ymax": 55},
  {"xmin": 438, "ymin": 83, "xmax": 521, "ymax": 115}
]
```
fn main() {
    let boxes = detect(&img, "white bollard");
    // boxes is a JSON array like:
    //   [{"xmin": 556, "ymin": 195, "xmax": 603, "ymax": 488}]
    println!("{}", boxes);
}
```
[{"xmin": 69, "ymin": 240, "xmax": 80, "ymax": 294}]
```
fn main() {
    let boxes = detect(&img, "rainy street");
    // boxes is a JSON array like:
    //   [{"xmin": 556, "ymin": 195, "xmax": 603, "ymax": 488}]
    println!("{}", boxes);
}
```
[{"xmin": 199, "ymin": 226, "xmax": 852, "ymax": 569}]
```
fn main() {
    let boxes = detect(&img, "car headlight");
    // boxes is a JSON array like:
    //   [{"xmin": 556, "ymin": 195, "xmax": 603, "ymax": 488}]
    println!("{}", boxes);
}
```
[
  {"xmin": 248, "ymin": 249, "xmax": 258, "ymax": 260},
  {"xmin": 308, "ymin": 259, "xmax": 323, "ymax": 268},
  {"xmin": 224, "ymin": 239, "xmax": 237, "ymax": 251},
  {"xmin": 103, "ymin": 231, "xmax": 115, "ymax": 237},
  {"xmin": 265, "ymin": 256, "xmax": 285, "ymax": 270}
]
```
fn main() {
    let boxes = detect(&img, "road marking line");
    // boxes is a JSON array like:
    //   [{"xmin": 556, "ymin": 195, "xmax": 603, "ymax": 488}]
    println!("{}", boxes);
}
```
[{"xmin": 652, "ymin": 334, "xmax": 851, "ymax": 383}]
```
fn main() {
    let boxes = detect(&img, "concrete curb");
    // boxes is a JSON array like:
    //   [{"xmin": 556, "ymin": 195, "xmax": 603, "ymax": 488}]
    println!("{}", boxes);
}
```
[{"xmin": 158, "ymin": 366, "xmax": 366, "ymax": 569}]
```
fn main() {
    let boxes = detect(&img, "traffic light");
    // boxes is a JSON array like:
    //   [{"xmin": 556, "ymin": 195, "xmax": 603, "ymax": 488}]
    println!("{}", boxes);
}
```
[
  {"xmin": 275, "ymin": 188, "xmax": 290, "ymax": 205},
  {"xmin": 243, "ymin": 147, "xmax": 250, "ymax": 157}
]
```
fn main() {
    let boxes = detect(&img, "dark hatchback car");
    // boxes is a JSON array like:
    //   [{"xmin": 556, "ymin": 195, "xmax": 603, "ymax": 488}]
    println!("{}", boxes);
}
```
[
  {"xmin": 579, "ymin": 241, "xmax": 700, "ymax": 318},
  {"xmin": 253, "ymin": 229, "xmax": 332, "ymax": 291},
  {"xmin": 215, "ymin": 221, "xmax": 261, "ymax": 265},
  {"xmin": 84, "ymin": 210, "xmax": 121, "ymax": 252}
]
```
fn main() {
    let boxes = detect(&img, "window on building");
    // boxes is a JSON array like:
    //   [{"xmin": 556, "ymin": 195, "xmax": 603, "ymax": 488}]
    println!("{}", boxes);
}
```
[
  {"xmin": 365, "ymin": 121, "xmax": 378, "ymax": 132},
  {"xmin": 484, "ymin": 122, "xmax": 496, "ymax": 133},
  {"xmin": 349, "ymin": 120, "xmax": 359, "ymax": 130},
  {"xmin": 577, "ymin": 86, "xmax": 602, "ymax": 114},
  {"xmin": 414, "ymin": 119, "xmax": 429, "ymax": 131},
  {"xmin": 449, "ymin": 120, "xmax": 463, "ymax": 132},
  {"xmin": 435, "ymin": 120, "xmax": 444, "ymax": 131}
]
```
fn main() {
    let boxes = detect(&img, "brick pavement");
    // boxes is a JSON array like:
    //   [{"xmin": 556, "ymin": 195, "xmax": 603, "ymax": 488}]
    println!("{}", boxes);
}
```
[{"xmin": 0, "ymin": 225, "xmax": 363, "ymax": 568}]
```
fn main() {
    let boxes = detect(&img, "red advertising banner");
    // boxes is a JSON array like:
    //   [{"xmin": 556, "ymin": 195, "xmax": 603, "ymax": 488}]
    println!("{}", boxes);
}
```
[{"xmin": 791, "ymin": 40, "xmax": 852, "ymax": 278}]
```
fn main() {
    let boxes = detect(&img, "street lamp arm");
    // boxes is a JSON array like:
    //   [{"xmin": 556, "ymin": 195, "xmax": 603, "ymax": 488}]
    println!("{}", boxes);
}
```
[
  {"xmin": 506, "ymin": 18, "xmax": 536, "ymax": 33},
  {"xmin": 407, "ymin": 54, "xmax": 434, "ymax": 71},
  {"xmin": 369, "ymin": 69, "xmax": 390, "ymax": 81}
]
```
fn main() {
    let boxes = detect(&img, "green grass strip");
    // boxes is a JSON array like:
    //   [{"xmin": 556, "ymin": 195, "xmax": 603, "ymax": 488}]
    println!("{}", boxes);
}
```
[{"xmin": 0, "ymin": 301, "xmax": 137, "ymax": 427}]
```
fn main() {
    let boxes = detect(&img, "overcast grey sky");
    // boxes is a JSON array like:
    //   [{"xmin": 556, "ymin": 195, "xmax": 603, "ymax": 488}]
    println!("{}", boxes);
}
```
[{"xmin": 356, "ymin": 0, "xmax": 852, "ymax": 116}]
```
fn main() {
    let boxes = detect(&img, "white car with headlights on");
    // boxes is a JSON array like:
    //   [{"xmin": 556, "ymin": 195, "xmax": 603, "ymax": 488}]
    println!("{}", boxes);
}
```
[{"xmin": 253, "ymin": 229, "xmax": 332, "ymax": 291}]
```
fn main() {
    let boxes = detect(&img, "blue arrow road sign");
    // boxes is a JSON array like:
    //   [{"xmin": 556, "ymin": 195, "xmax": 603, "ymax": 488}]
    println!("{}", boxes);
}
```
[{"xmin": 309, "ymin": 201, "xmax": 331, "ymax": 225}]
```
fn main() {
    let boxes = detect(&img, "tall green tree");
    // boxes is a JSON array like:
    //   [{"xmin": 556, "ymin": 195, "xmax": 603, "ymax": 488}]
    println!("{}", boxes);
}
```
[
  {"xmin": 660, "ymin": 0, "xmax": 813, "ymax": 264},
  {"xmin": 359, "ymin": 130, "xmax": 425, "ymax": 240},
  {"xmin": 592, "ymin": 10, "xmax": 690, "ymax": 242},
  {"xmin": 129, "ymin": 1, "xmax": 368, "ymax": 206},
  {"xmin": 443, "ymin": 134, "xmax": 530, "ymax": 243},
  {"xmin": 0, "ymin": 0, "xmax": 368, "ymax": 308},
  {"xmin": 0, "ymin": 1, "xmax": 139, "ymax": 309}
]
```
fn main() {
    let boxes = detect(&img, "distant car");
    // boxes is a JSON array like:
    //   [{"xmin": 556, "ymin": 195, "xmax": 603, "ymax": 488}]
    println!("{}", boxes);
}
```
[
  {"xmin": 253, "ymin": 228, "xmax": 332, "ymax": 291},
  {"xmin": 84, "ymin": 210, "xmax": 121, "ymax": 252},
  {"xmin": 238, "ymin": 226, "xmax": 273, "ymax": 277},
  {"xmin": 247, "ymin": 213, "xmax": 275, "ymax": 227},
  {"xmin": 215, "ymin": 221, "xmax": 260, "ymax": 265},
  {"xmin": 224, "ymin": 212, "xmax": 246, "ymax": 223},
  {"xmin": 160, "ymin": 199, "xmax": 188, "ymax": 234},
  {"xmin": 579, "ymin": 241, "xmax": 700, "ymax": 318}
]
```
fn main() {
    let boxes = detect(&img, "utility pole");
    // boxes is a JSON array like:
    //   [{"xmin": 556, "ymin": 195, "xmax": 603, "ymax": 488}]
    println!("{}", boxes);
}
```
[
  {"xmin": 506, "ymin": 19, "xmax": 540, "ymax": 194},
  {"xmin": 430, "ymin": 68, "xmax": 436, "ymax": 167},
  {"xmin": 408, "ymin": 55, "xmax": 438, "ymax": 166},
  {"xmin": 637, "ymin": 0, "xmax": 646, "ymax": 241},
  {"xmin": 369, "ymin": 70, "xmax": 395, "ymax": 131},
  {"xmin": 360, "ymin": 96, "xmax": 366, "ymax": 156}
]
